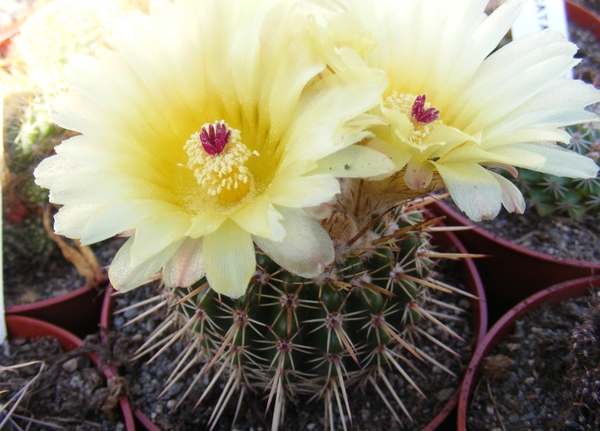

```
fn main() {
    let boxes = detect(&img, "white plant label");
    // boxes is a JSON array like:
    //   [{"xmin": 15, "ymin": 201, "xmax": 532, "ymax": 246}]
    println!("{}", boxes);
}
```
[{"xmin": 511, "ymin": 0, "xmax": 569, "ymax": 39}]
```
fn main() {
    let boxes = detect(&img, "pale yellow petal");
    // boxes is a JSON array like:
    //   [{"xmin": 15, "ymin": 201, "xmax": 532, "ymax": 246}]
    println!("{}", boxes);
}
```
[
  {"xmin": 433, "ymin": 161, "xmax": 503, "ymax": 221},
  {"xmin": 229, "ymin": 196, "xmax": 285, "ymax": 241},
  {"xmin": 130, "ymin": 211, "xmax": 191, "ymax": 266},
  {"xmin": 253, "ymin": 207, "xmax": 334, "ymax": 278},
  {"xmin": 203, "ymin": 220, "xmax": 255, "ymax": 298},
  {"xmin": 163, "ymin": 237, "xmax": 205, "ymax": 288},
  {"xmin": 187, "ymin": 212, "xmax": 226, "ymax": 239},
  {"xmin": 312, "ymin": 145, "xmax": 394, "ymax": 178},
  {"xmin": 79, "ymin": 200, "xmax": 181, "ymax": 245},
  {"xmin": 268, "ymin": 173, "xmax": 340, "ymax": 209},
  {"xmin": 109, "ymin": 236, "xmax": 183, "ymax": 292}
]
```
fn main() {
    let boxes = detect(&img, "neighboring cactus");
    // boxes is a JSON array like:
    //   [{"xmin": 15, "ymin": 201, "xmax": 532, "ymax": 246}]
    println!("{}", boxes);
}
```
[
  {"xmin": 2, "ymin": 91, "xmax": 62, "ymax": 269},
  {"xmin": 566, "ymin": 298, "xmax": 600, "ymax": 428},
  {"xmin": 130, "ymin": 182, "xmax": 470, "ymax": 431},
  {"xmin": 510, "ymin": 114, "xmax": 600, "ymax": 218}
]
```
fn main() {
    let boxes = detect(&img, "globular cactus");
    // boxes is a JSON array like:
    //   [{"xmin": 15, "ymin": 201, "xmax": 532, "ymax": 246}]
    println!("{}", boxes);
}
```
[
  {"xmin": 130, "ymin": 182, "xmax": 470, "ymax": 431},
  {"xmin": 566, "ymin": 297, "xmax": 600, "ymax": 428},
  {"xmin": 510, "ymin": 115, "xmax": 600, "ymax": 218}
]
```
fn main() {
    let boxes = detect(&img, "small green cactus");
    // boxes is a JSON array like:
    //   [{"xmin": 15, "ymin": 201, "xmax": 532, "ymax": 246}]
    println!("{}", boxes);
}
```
[
  {"xmin": 510, "ymin": 113, "xmax": 600, "ymax": 218},
  {"xmin": 130, "ymin": 183, "xmax": 471, "ymax": 431},
  {"xmin": 566, "ymin": 297, "xmax": 600, "ymax": 428}
]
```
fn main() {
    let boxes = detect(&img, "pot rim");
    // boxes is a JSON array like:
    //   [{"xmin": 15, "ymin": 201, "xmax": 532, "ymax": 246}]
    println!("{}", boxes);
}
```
[
  {"xmin": 4, "ymin": 315, "xmax": 136, "ymax": 431},
  {"xmin": 431, "ymin": 198, "xmax": 600, "ymax": 269},
  {"xmin": 457, "ymin": 275, "xmax": 600, "ymax": 430}
]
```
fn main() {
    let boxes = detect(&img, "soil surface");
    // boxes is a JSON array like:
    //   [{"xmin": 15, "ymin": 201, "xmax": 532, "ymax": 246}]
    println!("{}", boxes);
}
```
[
  {"xmin": 0, "ymin": 335, "xmax": 126, "ymax": 430},
  {"xmin": 105, "ymin": 258, "xmax": 478, "ymax": 431},
  {"xmin": 466, "ymin": 289, "xmax": 600, "ymax": 430},
  {"xmin": 478, "ymin": 209, "xmax": 600, "ymax": 263},
  {"xmin": 3, "ymin": 237, "xmax": 125, "ymax": 308}
]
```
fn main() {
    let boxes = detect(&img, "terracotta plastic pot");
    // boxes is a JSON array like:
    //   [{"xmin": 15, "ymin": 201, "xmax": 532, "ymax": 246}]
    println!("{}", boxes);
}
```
[
  {"xmin": 101, "ymin": 229, "xmax": 487, "ymax": 431},
  {"xmin": 4, "ymin": 315, "xmax": 135, "ymax": 430},
  {"xmin": 456, "ymin": 275, "xmax": 600, "ymax": 430},
  {"xmin": 6, "ymin": 276, "xmax": 108, "ymax": 338},
  {"xmin": 566, "ymin": 0, "xmax": 600, "ymax": 42},
  {"xmin": 429, "ymin": 199, "xmax": 600, "ymax": 320}
]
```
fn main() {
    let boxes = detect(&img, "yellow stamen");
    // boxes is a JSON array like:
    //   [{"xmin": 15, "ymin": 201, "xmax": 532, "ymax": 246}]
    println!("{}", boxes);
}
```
[{"xmin": 184, "ymin": 121, "xmax": 259, "ymax": 204}]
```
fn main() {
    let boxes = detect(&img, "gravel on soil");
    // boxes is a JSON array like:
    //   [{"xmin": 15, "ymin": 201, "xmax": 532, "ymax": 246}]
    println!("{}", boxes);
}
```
[{"xmin": 467, "ymin": 289, "xmax": 600, "ymax": 431}]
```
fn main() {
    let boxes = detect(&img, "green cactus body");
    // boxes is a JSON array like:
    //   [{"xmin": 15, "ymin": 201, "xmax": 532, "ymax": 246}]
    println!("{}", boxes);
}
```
[
  {"xmin": 512, "ymin": 117, "xmax": 600, "ymax": 218},
  {"xmin": 132, "ymin": 196, "xmax": 468, "ymax": 431}
]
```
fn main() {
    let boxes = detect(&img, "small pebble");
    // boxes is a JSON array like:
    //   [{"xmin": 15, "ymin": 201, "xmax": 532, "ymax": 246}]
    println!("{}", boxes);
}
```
[{"xmin": 62, "ymin": 357, "xmax": 79, "ymax": 373}]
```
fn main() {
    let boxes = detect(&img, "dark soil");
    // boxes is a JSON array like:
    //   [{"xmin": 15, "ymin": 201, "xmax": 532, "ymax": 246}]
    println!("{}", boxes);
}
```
[
  {"xmin": 466, "ymin": 289, "xmax": 600, "ymax": 430},
  {"xmin": 105, "ymin": 258, "xmax": 478, "ymax": 431},
  {"xmin": 478, "ymin": 208, "xmax": 600, "ymax": 262},
  {"xmin": 0, "ymin": 335, "xmax": 126, "ymax": 430},
  {"xmin": 3, "ymin": 237, "xmax": 125, "ymax": 307}
]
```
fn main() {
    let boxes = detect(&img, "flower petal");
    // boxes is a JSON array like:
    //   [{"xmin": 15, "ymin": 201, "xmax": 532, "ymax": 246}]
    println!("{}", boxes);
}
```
[
  {"xmin": 433, "ymin": 161, "xmax": 503, "ymax": 221},
  {"xmin": 490, "ymin": 171, "xmax": 526, "ymax": 214},
  {"xmin": 78, "ymin": 199, "xmax": 182, "ymax": 245},
  {"xmin": 507, "ymin": 142, "xmax": 600, "ymax": 178},
  {"xmin": 404, "ymin": 159, "xmax": 434, "ymax": 191},
  {"xmin": 53, "ymin": 204, "xmax": 105, "ymax": 239},
  {"xmin": 187, "ymin": 212, "xmax": 227, "ymax": 239},
  {"xmin": 203, "ymin": 219, "xmax": 256, "ymax": 298},
  {"xmin": 366, "ymin": 137, "xmax": 412, "ymax": 172},
  {"xmin": 163, "ymin": 237, "xmax": 205, "ymax": 288},
  {"xmin": 109, "ymin": 236, "xmax": 183, "ymax": 292},
  {"xmin": 230, "ymin": 196, "xmax": 285, "ymax": 241},
  {"xmin": 312, "ymin": 144, "xmax": 395, "ymax": 178},
  {"xmin": 268, "ymin": 173, "xmax": 341, "ymax": 208},
  {"xmin": 130, "ymin": 211, "xmax": 191, "ymax": 266},
  {"xmin": 253, "ymin": 206, "xmax": 334, "ymax": 278}
]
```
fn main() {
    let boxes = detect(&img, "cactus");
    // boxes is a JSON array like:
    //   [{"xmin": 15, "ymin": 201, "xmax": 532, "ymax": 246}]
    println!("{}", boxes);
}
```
[
  {"xmin": 128, "ymin": 181, "xmax": 471, "ymax": 431},
  {"xmin": 566, "ymin": 297, "xmax": 600, "ymax": 428},
  {"xmin": 510, "ymin": 112, "xmax": 600, "ymax": 218}
]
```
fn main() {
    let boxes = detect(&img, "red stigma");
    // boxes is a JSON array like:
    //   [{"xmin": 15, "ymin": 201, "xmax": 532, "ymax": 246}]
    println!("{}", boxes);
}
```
[
  {"xmin": 200, "ymin": 123, "xmax": 231, "ymax": 156},
  {"xmin": 411, "ymin": 94, "xmax": 440, "ymax": 124}
]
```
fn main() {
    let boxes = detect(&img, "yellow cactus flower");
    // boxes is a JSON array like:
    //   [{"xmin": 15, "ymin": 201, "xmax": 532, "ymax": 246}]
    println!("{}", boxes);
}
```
[
  {"xmin": 321, "ymin": 0, "xmax": 600, "ymax": 221},
  {"xmin": 34, "ymin": 0, "xmax": 392, "ymax": 297}
]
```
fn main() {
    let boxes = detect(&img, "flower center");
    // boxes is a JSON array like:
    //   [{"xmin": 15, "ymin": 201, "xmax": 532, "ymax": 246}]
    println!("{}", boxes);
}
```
[
  {"xmin": 384, "ymin": 92, "xmax": 442, "ymax": 145},
  {"xmin": 184, "ymin": 121, "xmax": 259, "ymax": 204}
]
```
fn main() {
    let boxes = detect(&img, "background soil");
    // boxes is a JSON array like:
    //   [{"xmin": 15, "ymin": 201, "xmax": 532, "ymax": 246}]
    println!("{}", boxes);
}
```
[
  {"xmin": 0, "ymin": 335, "xmax": 127, "ymax": 430},
  {"xmin": 467, "ymin": 290, "xmax": 600, "ymax": 431}
]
